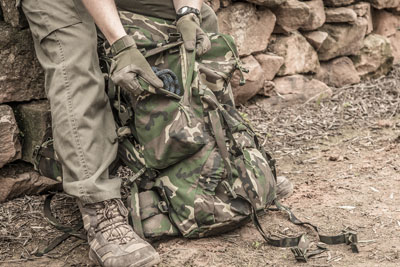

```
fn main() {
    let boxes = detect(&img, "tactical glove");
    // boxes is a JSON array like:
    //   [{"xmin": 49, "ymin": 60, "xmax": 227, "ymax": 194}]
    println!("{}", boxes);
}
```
[
  {"xmin": 176, "ymin": 13, "xmax": 211, "ymax": 56},
  {"xmin": 110, "ymin": 35, "xmax": 163, "ymax": 95}
]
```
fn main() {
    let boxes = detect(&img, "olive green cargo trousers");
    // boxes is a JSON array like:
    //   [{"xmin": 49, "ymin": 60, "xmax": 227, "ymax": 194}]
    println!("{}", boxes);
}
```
[{"xmin": 21, "ymin": 0, "xmax": 218, "ymax": 203}]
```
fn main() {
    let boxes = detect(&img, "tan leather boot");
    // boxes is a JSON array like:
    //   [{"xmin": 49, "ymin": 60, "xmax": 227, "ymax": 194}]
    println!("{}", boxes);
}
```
[{"xmin": 78, "ymin": 198, "xmax": 160, "ymax": 267}]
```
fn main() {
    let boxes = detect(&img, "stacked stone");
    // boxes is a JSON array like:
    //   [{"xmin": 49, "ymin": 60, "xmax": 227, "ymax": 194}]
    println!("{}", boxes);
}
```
[
  {"xmin": 208, "ymin": 0, "xmax": 400, "ymax": 104},
  {"xmin": 0, "ymin": 0, "xmax": 57, "ymax": 202}
]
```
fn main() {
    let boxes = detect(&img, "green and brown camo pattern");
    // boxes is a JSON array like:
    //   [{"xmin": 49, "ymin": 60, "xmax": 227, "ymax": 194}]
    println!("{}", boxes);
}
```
[
  {"xmin": 33, "ymin": 137, "xmax": 63, "ymax": 182},
  {"xmin": 116, "ymin": 11, "xmax": 239, "ymax": 169},
  {"xmin": 138, "ymin": 190, "xmax": 180, "ymax": 238},
  {"xmin": 35, "ymin": 11, "xmax": 277, "ymax": 240},
  {"xmin": 154, "ymin": 88, "xmax": 276, "ymax": 238}
]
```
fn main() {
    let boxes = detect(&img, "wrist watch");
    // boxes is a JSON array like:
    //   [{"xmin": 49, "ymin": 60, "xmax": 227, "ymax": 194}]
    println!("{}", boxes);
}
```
[{"xmin": 176, "ymin": 6, "xmax": 201, "ymax": 20}]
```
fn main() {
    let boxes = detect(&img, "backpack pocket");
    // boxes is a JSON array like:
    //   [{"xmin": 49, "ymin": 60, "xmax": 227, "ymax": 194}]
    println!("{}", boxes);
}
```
[
  {"xmin": 134, "ymin": 93, "xmax": 207, "ymax": 169},
  {"xmin": 138, "ymin": 191, "xmax": 180, "ymax": 239}
]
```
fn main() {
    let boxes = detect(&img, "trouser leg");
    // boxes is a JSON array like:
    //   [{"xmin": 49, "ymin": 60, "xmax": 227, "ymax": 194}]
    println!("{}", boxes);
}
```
[{"xmin": 22, "ymin": 0, "xmax": 120, "ymax": 203}]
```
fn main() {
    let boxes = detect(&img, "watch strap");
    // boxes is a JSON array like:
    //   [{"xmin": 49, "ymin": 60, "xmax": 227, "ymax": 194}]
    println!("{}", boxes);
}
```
[{"xmin": 176, "ymin": 6, "xmax": 201, "ymax": 21}]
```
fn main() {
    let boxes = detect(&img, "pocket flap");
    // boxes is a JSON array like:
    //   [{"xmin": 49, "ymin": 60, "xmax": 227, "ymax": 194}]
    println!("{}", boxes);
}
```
[{"xmin": 23, "ymin": 0, "xmax": 83, "ymax": 42}]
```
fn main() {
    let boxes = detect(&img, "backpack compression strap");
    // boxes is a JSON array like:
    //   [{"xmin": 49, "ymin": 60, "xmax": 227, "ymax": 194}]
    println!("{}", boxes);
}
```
[
  {"xmin": 258, "ymin": 200, "xmax": 359, "ymax": 262},
  {"xmin": 36, "ymin": 194, "xmax": 86, "ymax": 257},
  {"xmin": 205, "ymin": 99, "xmax": 359, "ymax": 262},
  {"xmin": 273, "ymin": 201, "xmax": 359, "ymax": 260}
]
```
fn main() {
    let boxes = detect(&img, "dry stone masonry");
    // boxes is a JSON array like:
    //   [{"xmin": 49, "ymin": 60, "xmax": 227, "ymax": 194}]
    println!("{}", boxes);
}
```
[
  {"xmin": 0, "ymin": 0, "xmax": 399, "ymax": 201},
  {"xmin": 214, "ymin": 0, "xmax": 399, "ymax": 104}
]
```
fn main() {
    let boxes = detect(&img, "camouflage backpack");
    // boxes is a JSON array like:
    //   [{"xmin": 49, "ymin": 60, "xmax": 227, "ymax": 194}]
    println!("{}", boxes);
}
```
[{"xmin": 33, "ymin": 11, "xmax": 359, "ymax": 262}]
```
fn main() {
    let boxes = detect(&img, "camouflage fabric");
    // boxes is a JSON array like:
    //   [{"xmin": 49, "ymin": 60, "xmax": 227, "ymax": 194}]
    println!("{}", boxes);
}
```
[
  {"xmin": 135, "ymin": 190, "xmax": 180, "ymax": 238},
  {"xmin": 35, "ymin": 11, "xmax": 277, "ymax": 240},
  {"xmin": 110, "ymin": 11, "xmax": 238, "ymax": 169},
  {"xmin": 113, "ymin": 12, "xmax": 277, "ymax": 238},
  {"xmin": 33, "ymin": 128, "xmax": 63, "ymax": 182}
]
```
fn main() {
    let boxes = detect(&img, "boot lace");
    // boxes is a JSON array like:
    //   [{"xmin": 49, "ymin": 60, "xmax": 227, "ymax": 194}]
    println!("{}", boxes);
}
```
[{"xmin": 92, "ymin": 199, "xmax": 136, "ymax": 244}]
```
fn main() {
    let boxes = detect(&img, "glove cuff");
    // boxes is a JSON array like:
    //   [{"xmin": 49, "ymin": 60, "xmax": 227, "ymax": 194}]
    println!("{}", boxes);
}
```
[
  {"xmin": 176, "ymin": 13, "xmax": 201, "ymax": 27},
  {"xmin": 111, "ymin": 35, "xmax": 137, "ymax": 56}
]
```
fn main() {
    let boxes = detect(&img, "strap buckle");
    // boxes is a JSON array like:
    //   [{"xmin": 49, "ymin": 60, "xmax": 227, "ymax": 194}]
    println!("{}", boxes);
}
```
[
  {"xmin": 291, "ymin": 247, "xmax": 307, "ymax": 263},
  {"xmin": 157, "ymin": 201, "xmax": 169, "ymax": 214},
  {"xmin": 168, "ymin": 33, "xmax": 181, "ymax": 43},
  {"xmin": 344, "ymin": 231, "xmax": 359, "ymax": 253},
  {"xmin": 32, "ymin": 145, "xmax": 41, "ymax": 170}
]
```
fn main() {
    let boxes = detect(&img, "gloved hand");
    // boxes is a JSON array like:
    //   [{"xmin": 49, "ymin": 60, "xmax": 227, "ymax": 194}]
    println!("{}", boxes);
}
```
[
  {"xmin": 176, "ymin": 13, "xmax": 211, "ymax": 56},
  {"xmin": 110, "ymin": 35, "xmax": 163, "ymax": 95}
]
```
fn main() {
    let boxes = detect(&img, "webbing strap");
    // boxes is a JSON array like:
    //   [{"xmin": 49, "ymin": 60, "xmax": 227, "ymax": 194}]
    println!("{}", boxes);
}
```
[
  {"xmin": 250, "ymin": 203, "xmax": 328, "ymax": 263},
  {"xmin": 43, "ymin": 194, "xmax": 85, "ymax": 239},
  {"xmin": 181, "ymin": 48, "xmax": 196, "ymax": 106},
  {"xmin": 320, "ymin": 232, "xmax": 359, "ymax": 253},
  {"xmin": 144, "ymin": 41, "xmax": 183, "ymax": 58},
  {"xmin": 36, "ymin": 194, "xmax": 86, "ymax": 257},
  {"xmin": 128, "ymin": 183, "xmax": 145, "ymax": 239},
  {"xmin": 272, "ymin": 200, "xmax": 359, "ymax": 261},
  {"xmin": 34, "ymin": 232, "xmax": 72, "ymax": 257},
  {"xmin": 208, "ymin": 110, "xmax": 233, "ymax": 180}
]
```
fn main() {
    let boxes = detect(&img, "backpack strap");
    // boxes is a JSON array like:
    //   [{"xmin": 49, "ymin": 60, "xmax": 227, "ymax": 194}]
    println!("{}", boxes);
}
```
[
  {"xmin": 204, "ymin": 97, "xmax": 358, "ymax": 261},
  {"xmin": 272, "ymin": 200, "xmax": 359, "ymax": 262},
  {"xmin": 35, "ymin": 194, "xmax": 86, "ymax": 257},
  {"xmin": 208, "ymin": 109, "xmax": 233, "ymax": 179},
  {"xmin": 127, "ymin": 182, "xmax": 145, "ymax": 239}
]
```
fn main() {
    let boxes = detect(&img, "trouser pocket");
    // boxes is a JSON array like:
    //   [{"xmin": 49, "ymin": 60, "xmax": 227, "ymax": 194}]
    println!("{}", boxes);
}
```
[{"xmin": 22, "ymin": 0, "xmax": 83, "ymax": 43}]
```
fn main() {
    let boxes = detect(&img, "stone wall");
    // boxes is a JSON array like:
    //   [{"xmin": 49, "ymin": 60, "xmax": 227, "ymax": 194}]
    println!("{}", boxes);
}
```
[
  {"xmin": 209, "ymin": 0, "xmax": 400, "ymax": 104},
  {"xmin": 0, "ymin": 0, "xmax": 399, "ymax": 201}
]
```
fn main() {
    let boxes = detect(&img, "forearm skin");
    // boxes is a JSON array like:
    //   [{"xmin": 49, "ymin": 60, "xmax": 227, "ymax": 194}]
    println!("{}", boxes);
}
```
[{"xmin": 81, "ymin": 0, "xmax": 127, "ymax": 45}]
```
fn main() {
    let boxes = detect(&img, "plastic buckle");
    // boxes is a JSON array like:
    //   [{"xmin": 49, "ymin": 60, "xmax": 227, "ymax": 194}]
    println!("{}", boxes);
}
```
[
  {"xmin": 32, "ymin": 145, "xmax": 40, "ymax": 159},
  {"xmin": 291, "ymin": 247, "xmax": 307, "ymax": 263},
  {"xmin": 168, "ymin": 32, "xmax": 181, "ymax": 43},
  {"xmin": 344, "ymin": 231, "xmax": 359, "ymax": 253},
  {"xmin": 157, "ymin": 201, "xmax": 169, "ymax": 214},
  {"xmin": 118, "ymin": 104, "xmax": 132, "ymax": 126}
]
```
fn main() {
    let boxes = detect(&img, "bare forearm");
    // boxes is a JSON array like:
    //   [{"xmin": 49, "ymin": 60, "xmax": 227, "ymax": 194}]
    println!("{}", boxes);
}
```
[
  {"xmin": 173, "ymin": 0, "xmax": 203, "ymax": 11},
  {"xmin": 82, "ymin": 0, "xmax": 126, "ymax": 45}
]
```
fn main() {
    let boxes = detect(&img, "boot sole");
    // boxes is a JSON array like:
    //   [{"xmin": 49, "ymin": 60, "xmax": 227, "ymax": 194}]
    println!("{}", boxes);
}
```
[{"xmin": 89, "ymin": 248, "xmax": 161, "ymax": 267}]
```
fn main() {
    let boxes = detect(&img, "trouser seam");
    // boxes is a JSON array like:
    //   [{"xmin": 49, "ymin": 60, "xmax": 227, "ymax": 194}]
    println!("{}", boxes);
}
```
[{"xmin": 52, "ymin": 28, "xmax": 92, "ymax": 182}]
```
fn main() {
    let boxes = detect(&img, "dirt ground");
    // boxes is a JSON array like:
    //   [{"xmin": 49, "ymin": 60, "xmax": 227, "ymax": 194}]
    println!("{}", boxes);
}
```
[{"xmin": 1, "ymin": 66, "xmax": 400, "ymax": 267}]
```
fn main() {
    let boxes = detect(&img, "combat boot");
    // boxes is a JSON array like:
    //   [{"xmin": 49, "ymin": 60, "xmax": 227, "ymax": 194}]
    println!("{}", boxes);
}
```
[
  {"xmin": 276, "ymin": 176, "xmax": 294, "ymax": 200},
  {"xmin": 78, "ymin": 198, "xmax": 160, "ymax": 267}
]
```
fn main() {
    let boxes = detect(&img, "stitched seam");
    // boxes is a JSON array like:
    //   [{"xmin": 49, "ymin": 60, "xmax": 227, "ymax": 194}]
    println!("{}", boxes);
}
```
[{"xmin": 52, "ymin": 28, "xmax": 92, "ymax": 181}]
